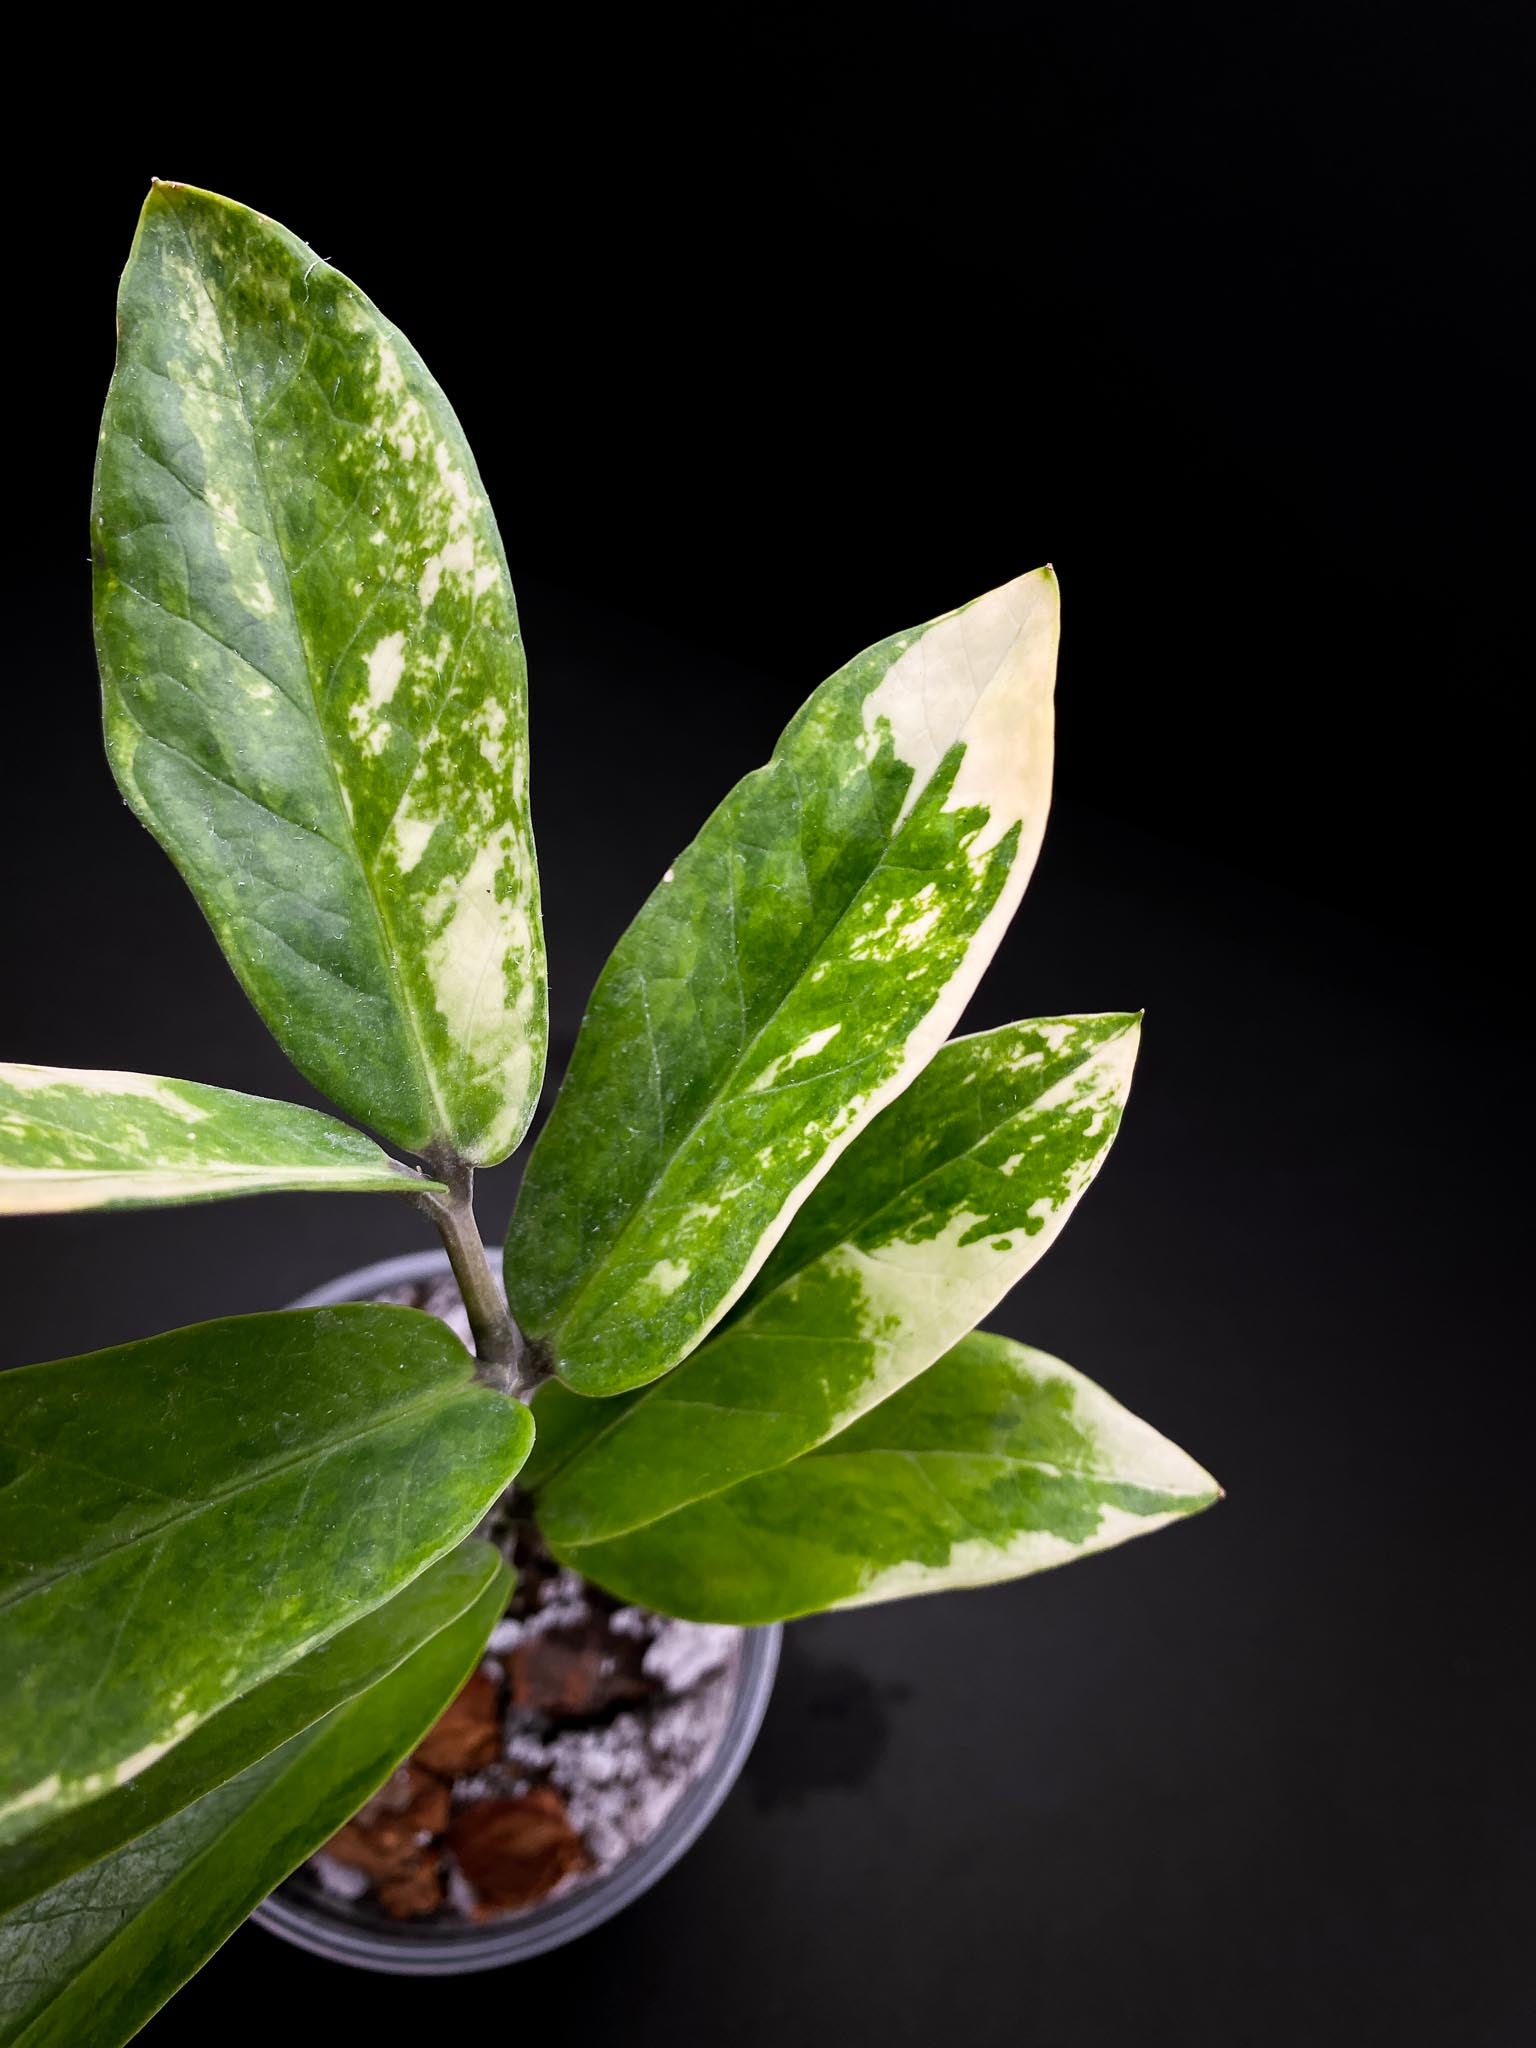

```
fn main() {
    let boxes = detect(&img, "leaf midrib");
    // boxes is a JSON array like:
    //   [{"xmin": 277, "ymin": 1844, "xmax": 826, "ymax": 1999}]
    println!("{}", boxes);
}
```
[
  {"xmin": 0, "ymin": 1093, "xmax": 405, "ymax": 1172},
  {"xmin": 3, "ymin": 1164, "xmax": 414, "ymax": 1185},
  {"xmin": 4, "ymin": 1722, "xmax": 328, "ymax": 2043},
  {"xmin": 736, "ymin": 1023, "xmax": 1128, "ymax": 1311},
  {"xmin": 0, "ymin": 1375, "xmax": 475, "ymax": 1618},
  {"xmin": 533, "ymin": 1024, "xmax": 1127, "ymax": 1502},
  {"xmin": 168, "ymin": 207, "xmax": 451, "ymax": 1154},
  {"xmin": 4, "ymin": 1580, "xmax": 496, "ymax": 2048},
  {"xmin": 566, "ymin": 1444, "xmax": 1208, "ymax": 1556},
  {"xmin": 0, "ymin": 1554, "xmax": 502, "ymax": 1923},
  {"xmin": 545, "ymin": 711, "xmax": 1018, "ymax": 1352}
]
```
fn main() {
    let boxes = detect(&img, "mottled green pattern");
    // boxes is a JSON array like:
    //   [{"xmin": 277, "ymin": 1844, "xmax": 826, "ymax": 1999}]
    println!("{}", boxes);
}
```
[
  {"xmin": 508, "ymin": 569, "xmax": 1059, "ymax": 1394},
  {"xmin": 556, "ymin": 1333, "xmax": 1217, "ymax": 1623},
  {"xmin": 0, "ymin": 1308, "xmax": 531, "ymax": 1848},
  {"xmin": 94, "ymin": 184, "xmax": 545, "ymax": 1163},
  {"xmin": 0, "ymin": 1063, "xmax": 431, "ymax": 1214},
  {"xmin": 529, "ymin": 1015, "xmax": 1140, "ymax": 1542},
  {"xmin": 0, "ymin": 1550, "xmax": 508, "ymax": 2048},
  {"xmin": 0, "ymin": 1543, "xmax": 502, "ymax": 1915}
]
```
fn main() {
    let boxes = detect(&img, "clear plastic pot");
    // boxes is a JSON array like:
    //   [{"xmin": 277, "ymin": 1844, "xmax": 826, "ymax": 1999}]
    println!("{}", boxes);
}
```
[{"xmin": 251, "ymin": 1248, "xmax": 782, "ymax": 1974}]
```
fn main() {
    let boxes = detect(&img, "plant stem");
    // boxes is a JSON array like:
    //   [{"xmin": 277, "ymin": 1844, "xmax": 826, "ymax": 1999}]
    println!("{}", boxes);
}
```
[{"xmin": 415, "ymin": 1153, "xmax": 541, "ymax": 1399}]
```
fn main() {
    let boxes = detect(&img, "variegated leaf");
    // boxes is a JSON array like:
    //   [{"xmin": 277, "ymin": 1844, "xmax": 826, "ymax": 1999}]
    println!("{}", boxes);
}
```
[
  {"xmin": 508, "ymin": 568, "xmax": 1060, "ymax": 1394},
  {"xmin": 552, "ymin": 1332, "xmax": 1218, "ymax": 1623},
  {"xmin": 0, "ymin": 1546, "xmax": 509, "ymax": 2048},
  {"xmin": 94, "ymin": 183, "xmax": 545, "ymax": 1163},
  {"xmin": 0, "ymin": 1542, "xmax": 504, "ymax": 1916},
  {"xmin": 0, "ymin": 1063, "xmax": 434, "ymax": 1214},
  {"xmin": 0, "ymin": 1308, "xmax": 531, "ymax": 1850},
  {"xmin": 529, "ymin": 1014, "xmax": 1140, "ymax": 1544}
]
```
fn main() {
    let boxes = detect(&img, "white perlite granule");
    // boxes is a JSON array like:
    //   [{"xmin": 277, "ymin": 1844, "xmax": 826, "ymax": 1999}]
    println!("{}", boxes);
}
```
[
  {"xmin": 311, "ymin": 1274, "xmax": 748, "ymax": 1919},
  {"xmin": 642, "ymin": 1621, "xmax": 738, "ymax": 1693},
  {"xmin": 488, "ymin": 1617, "xmax": 740, "ymax": 1876},
  {"xmin": 445, "ymin": 1864, "xmax": 480, "ymax": 1920},
  {"xmin": 518, "ymin": 1571, "xmax": 589, "ymax": 1638},
  {"xmin": 311, "ymin": 1852, "xmax": 371, "ymax": 1902}
]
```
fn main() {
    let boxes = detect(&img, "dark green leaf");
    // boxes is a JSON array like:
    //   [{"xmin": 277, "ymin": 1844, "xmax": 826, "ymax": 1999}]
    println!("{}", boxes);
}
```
[
  {"xmin": 0, "ymin": 1542, "xmax": 502, "ymax": 1914},
  {"xmin": 0, "ymin": 1307, "xmax": 530, "ymax": 1848},
  {"xmin": 0, "ymin": 1544, "xmax": 509, "ymax": 2048}
]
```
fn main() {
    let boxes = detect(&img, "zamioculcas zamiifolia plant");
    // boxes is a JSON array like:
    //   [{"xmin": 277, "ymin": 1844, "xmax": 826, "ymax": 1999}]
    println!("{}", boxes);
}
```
[{"xmin": 0, "ymin": 182, "xmax": 1219, "ymax": 2043}]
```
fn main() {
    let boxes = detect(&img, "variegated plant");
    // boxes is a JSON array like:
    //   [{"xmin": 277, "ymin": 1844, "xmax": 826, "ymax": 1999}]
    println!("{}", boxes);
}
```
[{"xmin": 0, "ymin": 183, "xmax": 1218, "ymax": 2045}]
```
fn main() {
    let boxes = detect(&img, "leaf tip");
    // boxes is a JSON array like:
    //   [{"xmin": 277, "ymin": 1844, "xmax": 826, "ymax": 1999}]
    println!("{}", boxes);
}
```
[
  {"xmin": 144, "ymin": 176, "xmax": 193, "ymax": 215},
  {"xmin": 141, "ymin": 178, "xmax": 262, "ymax": 233},
  {"xmin": 1189, "ymin": 1468, "xmax": 1224, "ymax": 1510},
  {"xmin": 997, "ymin": 560, "xmax": 1059, "ymax": 603}
]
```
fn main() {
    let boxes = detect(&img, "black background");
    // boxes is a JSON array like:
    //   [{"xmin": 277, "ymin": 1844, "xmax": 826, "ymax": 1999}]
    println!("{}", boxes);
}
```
[{"xmin": 1, "ymin": 9, "xmax": 1529, "ymax": 2044}]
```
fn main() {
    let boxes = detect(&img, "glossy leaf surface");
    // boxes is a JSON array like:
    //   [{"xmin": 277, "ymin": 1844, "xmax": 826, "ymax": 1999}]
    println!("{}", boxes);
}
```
[
  {"xmin": 509, "ymin": 568, "xmax": 1059, "ymax": 1393},
  {"xmin": 0, "ymin": 1542, "xmax": 503, "ymax": 1915},
  {"xmin": 0, "ymin": 1546, "xmax": 509, "ymax": 2048},
  {"xmin": 0, "ymin": 1308, "xmax": 530, "ymax": 1848},
  {"xmin": 94, "ymin": 183, "xmax": 545, "ymax": 1162},
  {"xmin": 553, "ymin": 1332, "xmax": 1217, "ymax": 1623},
  {"xmin": 530, "ymin": 1015, "xmax": 1140, "ymax": 1543},
  {"xmin": 0, "ymin": 1063, "xmax": 432, "ymax": 1214}
]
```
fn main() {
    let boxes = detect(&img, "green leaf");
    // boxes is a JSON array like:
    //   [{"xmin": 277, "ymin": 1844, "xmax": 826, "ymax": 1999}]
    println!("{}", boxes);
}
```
[
  {"xmin": 0, "ymin": 1306, "xmax": 530, "ymax": 1849},
  {"xmin": 552, "ymin": 1331, "xmax": 1218, "ymax": 1623},
  {"xmin": 93, "ymin": 182, "xmax": 546, "ymax": 1164},
  {"xmin": 508, "ymin": 568, "xmax": 1060, "ymax": 1395},
  {"xmin": 0, "ymin": 1543, "xmax": 509, "ymax": 2048},
  {"xmin": 528, "ymin": 1015, "xmax": 1141, "ymax": 1544},
  {"xmin": 0, "ymin": 1541, "xmax": 502, "ymax": 1915},
  {"xmin": 0, "ymin": 1063, "xmax": 437, "ymax": 1214}
]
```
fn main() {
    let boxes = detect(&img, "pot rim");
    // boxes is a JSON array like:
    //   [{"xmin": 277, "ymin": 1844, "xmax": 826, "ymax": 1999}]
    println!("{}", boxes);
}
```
[{"xmin": 251, "ymin": 1245, "xmax": 782, "ymax": 1974}]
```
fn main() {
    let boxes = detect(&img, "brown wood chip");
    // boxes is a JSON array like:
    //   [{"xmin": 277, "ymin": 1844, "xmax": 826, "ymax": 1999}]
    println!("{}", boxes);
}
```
[
  {"xmin": 450, "ymin": 1787, "xmax": 592, "ymax": 1914},
  {"xmin": 411, "ymin": 1667, "xmax": 503, "ymax": 1775}
]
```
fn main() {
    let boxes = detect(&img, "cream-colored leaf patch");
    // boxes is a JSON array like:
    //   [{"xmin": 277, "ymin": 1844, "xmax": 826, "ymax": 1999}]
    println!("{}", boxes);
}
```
[
  {"xmin": 94, "ymin": 183, "xmax": 546, "ymax": 1164},
  {"xmin": 510, "ymin": 569, "xmax": 1059, "ymax": 1395},
  {"xmin": 531, "ymin": 1016, "xmax": 1142, "ymax": 1547},
  {"xmin": 0, "ymin": 1063, "xmax": 430, "ymax": 1214}
]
